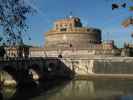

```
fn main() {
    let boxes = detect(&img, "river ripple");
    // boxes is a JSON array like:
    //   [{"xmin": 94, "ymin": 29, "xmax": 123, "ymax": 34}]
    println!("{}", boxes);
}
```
[{"xmin": 1, "ymin": 79, "xmax": 133, "ymax": 100}]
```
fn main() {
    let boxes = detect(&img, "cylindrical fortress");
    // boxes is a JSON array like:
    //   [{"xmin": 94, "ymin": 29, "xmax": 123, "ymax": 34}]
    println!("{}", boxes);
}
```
[{"xmin": 45, "ymin": 16, "xmax": 102, "ymax": 50}]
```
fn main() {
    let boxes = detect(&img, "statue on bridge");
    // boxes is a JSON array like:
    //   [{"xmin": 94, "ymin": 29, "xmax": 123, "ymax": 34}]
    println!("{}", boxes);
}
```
[{"xmin": 0, "ymin": 46, "xmax": 5, "ymax": 58}]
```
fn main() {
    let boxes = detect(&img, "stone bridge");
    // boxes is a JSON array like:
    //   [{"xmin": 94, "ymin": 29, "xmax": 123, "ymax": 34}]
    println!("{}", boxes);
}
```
[
  {"xmin": 0, "ymin": 56, "xmax": 133, "ymax": 86},
  {"xmin": 0, "ymin": 57, "xmax": 73, "ymax": 87}
]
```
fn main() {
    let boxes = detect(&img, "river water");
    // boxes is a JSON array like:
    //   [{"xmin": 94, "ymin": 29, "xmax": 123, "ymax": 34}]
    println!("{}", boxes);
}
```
[{"xmin": 1, "ymin": 79, "xmax": 133, "ymax": 100}]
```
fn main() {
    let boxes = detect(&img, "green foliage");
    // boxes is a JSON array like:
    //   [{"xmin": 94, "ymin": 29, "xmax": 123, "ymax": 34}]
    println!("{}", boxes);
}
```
[{"xmin": 129, "ymin": 6, "xmax": 133, "ymax": 11}]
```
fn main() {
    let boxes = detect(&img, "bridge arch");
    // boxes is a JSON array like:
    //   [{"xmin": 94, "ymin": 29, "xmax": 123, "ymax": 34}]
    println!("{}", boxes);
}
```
[
  {"xmin": 28, "ymin": 64, "xmax": 43, "ymax": 81},
  {"xmin": 44, "ymin": 59, "xmax": 74, "ymax": 79},
  {"xmin": 0, "ymin": 66, "xmax": 17, "ymax": 86}
]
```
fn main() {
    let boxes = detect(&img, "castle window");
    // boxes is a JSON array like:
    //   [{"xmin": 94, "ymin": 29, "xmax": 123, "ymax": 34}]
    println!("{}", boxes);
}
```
[
  {"xmin": 69, "ymin": 23, "xmax": 72, "ymax": 27},
  {"xmin": 87, "ymin": 29, "xmax": 90, "ymax": 32},
  {"xmin": 60, "ymin": 24, "xmax": 62, "ymax": 27},
  {"xmin": 60, "ymin": 28, "xmax": 67, "ymax": 31},
  {"xmin": 56, "ymin": 24, "xmax": 58, "ymax": 29},
  {"xmin": 64, "ymin": 24, "xmax": 67, "ymax": 27},
  {"xmin": 56, "ymin": 24, "xmax": 58, "ymax": 28}
]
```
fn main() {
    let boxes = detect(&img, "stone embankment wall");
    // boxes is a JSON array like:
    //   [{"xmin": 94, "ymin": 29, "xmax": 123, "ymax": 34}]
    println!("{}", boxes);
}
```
[
  {"xmin": 61, "ymin": 57, "xmax": 133, "ymax": 75},
  {"xmin": 93, "ymin": 59, "xmax": 133, "ymax": 74}
]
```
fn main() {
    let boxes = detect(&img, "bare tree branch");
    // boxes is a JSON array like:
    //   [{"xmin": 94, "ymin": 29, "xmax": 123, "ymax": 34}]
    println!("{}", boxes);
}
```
[{"xmin": 0, "ymin": 0, "xmax": 35, "ymax": 46}]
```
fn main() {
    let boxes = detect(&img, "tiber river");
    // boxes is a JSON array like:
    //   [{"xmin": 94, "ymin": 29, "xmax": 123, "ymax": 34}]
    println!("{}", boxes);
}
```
[{"xmin": 1, "ymin": 79, "xmax": 133, "ymax": 100}]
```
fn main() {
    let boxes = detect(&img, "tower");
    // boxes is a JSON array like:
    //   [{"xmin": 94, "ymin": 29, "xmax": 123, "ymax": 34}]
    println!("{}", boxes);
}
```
[{"xmin": 45, "ymin": 16, "xmax": 102, "ymax": 50}]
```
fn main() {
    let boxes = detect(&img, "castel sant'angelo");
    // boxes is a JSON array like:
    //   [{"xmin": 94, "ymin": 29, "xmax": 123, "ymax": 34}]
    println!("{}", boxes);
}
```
[
  {"xmin": 4, "ymin": 16, "xmax": 133, "ymax": 75},
  {"xmin": 30, "ymin": 16, "xmax": 120, "ymax": 58},
  {"xmin": 6, "ymin": 16, "xmax": 133, "ymax": 58}
]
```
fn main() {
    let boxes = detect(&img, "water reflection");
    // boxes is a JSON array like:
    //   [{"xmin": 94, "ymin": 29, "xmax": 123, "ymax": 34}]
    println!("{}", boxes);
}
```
[
  {"xmin": 0, "ymin": 87, "xmax": 16, "ymax": 100},
  {"xmin": 1, "ymin": 80, "xmax": 133, "ymax": 100}
]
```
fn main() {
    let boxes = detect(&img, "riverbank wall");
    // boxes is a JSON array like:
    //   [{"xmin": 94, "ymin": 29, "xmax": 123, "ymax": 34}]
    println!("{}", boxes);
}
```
[{"xmin": 60, "ymin": 57, "xmax": 133, "ymax": 79}]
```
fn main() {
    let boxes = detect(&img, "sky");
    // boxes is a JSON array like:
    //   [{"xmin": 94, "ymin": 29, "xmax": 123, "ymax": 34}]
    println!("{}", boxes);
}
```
[{"xmin": 24, "ymin": 0, "xmax": 133, "ymax": 47}]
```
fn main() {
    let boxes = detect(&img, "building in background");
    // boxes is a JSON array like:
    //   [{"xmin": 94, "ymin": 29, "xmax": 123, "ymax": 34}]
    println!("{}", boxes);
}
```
[
  {"xmin": 5, "ymin": 16, "xmax": 128, "ymax": 58},
  {"xmin": 43, "ymin": 16, "xmax": 120, "ymax": 58}
]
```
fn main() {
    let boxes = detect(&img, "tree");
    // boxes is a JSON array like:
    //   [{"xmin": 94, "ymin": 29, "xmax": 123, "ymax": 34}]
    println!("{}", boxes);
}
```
[
  {"xmin": 110, "ymin": 0, "xmax": 133, "ymax": 27},
  {"xmin": 0, "ymin": 0, "xmax": 34, "ymax": 46},
  {"xmin": 109, "ymin": 0, "xmax": 133, "ymax": 40}
]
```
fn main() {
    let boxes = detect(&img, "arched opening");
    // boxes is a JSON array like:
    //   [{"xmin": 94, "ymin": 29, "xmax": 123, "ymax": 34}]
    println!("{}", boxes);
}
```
[
  {"xmin": 0, "ymin": 66, "xmax": 17, "ymax": 87},
  {"xmin": 48, "ymin": 62, "xmax": 56, "ymax": 72},
  {"xmin": 28, "ymin": 64, "xmax": 42, "ymax": 81}
]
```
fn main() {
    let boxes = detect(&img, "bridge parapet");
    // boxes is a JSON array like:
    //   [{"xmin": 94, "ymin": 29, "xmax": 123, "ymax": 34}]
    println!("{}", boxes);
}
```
[
  {"xmin": 0, "ymin": 56, "xmax": 133, "ymax": 87},
  {"xmin": 0, "ymin": 57, "xmax": 74, "ymax": 87}
]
